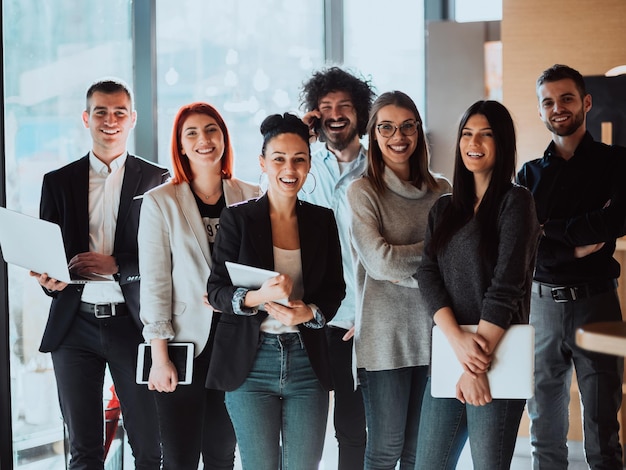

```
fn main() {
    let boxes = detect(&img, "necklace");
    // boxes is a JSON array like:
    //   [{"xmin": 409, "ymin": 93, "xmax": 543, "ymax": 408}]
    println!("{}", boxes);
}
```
[{"xmin": 191, "ymin": 184, "xmax": 222, "ymax": 201}]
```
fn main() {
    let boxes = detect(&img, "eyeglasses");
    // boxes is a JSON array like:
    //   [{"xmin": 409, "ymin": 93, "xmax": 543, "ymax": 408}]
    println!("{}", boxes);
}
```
[{"xmin": 376, "ymin": 121, "xmax": 420, "ymax": 138}]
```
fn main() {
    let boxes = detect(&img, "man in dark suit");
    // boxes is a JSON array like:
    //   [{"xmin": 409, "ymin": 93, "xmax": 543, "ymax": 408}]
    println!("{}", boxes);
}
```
[{"xmin": 31, "ymin": 78, "xmax": 169, "ymax": 469}]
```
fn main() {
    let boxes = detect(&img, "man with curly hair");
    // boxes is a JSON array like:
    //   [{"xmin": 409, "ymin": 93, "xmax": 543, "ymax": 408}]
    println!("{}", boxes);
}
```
[{"xmin": 300, "ymin": 67, "xmax": 375, "ymax": 470}]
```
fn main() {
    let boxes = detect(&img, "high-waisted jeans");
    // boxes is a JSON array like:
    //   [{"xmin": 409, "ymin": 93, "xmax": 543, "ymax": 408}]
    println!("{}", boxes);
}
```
[{"xmin": 225, "ymin": 332, "xmax": 328, "ymax": 470}]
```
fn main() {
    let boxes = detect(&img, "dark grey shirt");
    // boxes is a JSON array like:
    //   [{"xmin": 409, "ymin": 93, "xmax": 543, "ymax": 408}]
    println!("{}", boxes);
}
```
[{"xmin": 418, "ymin": 185, "xmax": 540, "ymax": 328}]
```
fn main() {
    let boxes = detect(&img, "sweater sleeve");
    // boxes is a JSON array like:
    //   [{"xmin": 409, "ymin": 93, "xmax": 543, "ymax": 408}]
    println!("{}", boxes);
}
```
[
  {"xmin": 347, "ymin": 181, "xmax": 423, "ymax": 282},
  {"xmin": 481, "ymin": 187, "xmax": 540, "ymax": 327},
  {"xmin": 417, "ymin": 196, "xmax": 453, "ymax": 317}
]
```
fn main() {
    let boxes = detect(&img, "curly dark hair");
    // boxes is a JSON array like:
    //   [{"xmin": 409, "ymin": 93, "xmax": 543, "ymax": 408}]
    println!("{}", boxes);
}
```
[{"xmin": 300, "ymin": 66, "xmax": 375, "ymax": 138}]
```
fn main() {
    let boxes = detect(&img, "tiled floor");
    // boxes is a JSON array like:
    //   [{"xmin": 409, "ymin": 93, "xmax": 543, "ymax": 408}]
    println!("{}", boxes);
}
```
[{"xmin": 459, "ymin": 437, "xmax": 588, "ymax": 470}]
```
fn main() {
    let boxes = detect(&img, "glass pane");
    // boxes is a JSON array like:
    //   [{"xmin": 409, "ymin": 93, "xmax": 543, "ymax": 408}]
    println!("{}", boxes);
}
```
[
  {"xmin": 2, "ymin": 0, "xmax": 132, "ymax": 467},
  {"xmin": 343, "ymin": 0, "xmax": 425, "ymax": 117},
  {"xmin": 456, "ymin": 0, "xmax": 502, "ymax": 22},
  {"xmin": 155, "ymin": 0, "xmax": 325, "ymax": 184}
]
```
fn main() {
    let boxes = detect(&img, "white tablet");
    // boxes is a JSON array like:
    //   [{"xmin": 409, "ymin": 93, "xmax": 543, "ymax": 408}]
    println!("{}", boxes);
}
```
[
  {"xmin": 430, "ymin": 324, "xmax": 535, "ymax": 399},
  {"xmin": 225, "ymin": 261, "xmax": 289, "ymax": 306},
  {"xmin": 136, "ymin": 342, "xmax": 194, "ymax": 385}
]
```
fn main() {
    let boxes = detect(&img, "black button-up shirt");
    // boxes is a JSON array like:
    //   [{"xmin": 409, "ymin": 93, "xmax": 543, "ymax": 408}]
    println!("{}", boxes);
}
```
[{"xmin": 517, "ymin": 132, "xmax": 626, "ymax": 285}]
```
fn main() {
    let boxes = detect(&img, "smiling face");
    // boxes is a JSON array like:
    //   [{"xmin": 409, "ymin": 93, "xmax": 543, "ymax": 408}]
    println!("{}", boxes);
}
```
[
  {"xmin": 260, "ymin": 133, "xmax": 311, "ymax": 199},
  {"xmin": 180, "ymin": 113, "xmax": 225, "ymax": 175},
  {"xmin": 82, "ymin": 90, "xmax": 136, "ymax": 161},
  {"xmin": 317, "ymin": 90, "xmax": 359, "ymax": 151},
  {"xmin": 374, "ymin": 104, "xmax": 418, "ymax": 179},
  {"xmin": 459, "ymin": 113, "xmax": 496, "ymax": 180},
  {"xmin": 538, "ymin": 78, "xmax": 591, "ymax": 137}
]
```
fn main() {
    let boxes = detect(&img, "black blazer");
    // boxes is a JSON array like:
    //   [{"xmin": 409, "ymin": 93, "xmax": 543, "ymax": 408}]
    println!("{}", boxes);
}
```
[
  {"xmin": 206, "ymin": 194, "xmax": 345, "ymax": 391},
  {"xmin": 38, "ymin": 154, "xmax": 169, "ymax": 352}
]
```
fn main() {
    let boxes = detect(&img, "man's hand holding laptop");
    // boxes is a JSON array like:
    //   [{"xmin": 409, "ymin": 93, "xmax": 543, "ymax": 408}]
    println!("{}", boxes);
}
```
[
  {"xmin": 30, "ymin": 271, "xmax": 68, "ymax": 292},
  {"xmin": 30, "ymin": 251, "xmax": 117, "ymax": 291}
]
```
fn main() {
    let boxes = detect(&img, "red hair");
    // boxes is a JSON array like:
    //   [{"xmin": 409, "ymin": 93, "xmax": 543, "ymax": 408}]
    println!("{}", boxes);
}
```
[{"xmin": 170, "ymin": 102, "xmax": 234, "ymax": 184}]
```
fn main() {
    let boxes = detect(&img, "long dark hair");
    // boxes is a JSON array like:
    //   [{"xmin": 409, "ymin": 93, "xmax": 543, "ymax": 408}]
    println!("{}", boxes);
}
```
[
  {"xmin": 365, "ymin": 91, "xmax": 439, "ymax": 194},
  {"xmin": 428, "ymin": 100, "xmax": 516, "ymax": 262}
]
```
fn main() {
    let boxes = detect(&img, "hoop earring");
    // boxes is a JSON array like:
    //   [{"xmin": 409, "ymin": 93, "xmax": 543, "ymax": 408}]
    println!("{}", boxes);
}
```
[
  {"xmin": 258, "ymin": 172, "xmax": 268, "ymax": 194},
  {"xmin": 302, "ymin": 172, "xmax": 317, "ymax": 195}
]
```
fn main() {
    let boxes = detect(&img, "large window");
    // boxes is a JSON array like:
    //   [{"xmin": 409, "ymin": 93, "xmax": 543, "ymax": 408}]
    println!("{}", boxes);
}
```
[
  {"xmin": 343, "ymin": 0, "xmax": 425, "ymax": 115},
  {"xmin": 1, "ymin": 1, "xmax": 426, "ymax": 468},
  {"xmin": 3, "ymin": 1, "xmax": 133, "ymax": 467},
  {"xmin": 155, "ymin": 0, "xmax": 325, "ymax": 183}
]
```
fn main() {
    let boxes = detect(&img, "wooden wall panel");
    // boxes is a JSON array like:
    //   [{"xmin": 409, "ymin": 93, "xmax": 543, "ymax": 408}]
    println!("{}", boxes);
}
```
[{"xmin": 502, "ymin": 0, "xmax": 626, "ymax": 167}]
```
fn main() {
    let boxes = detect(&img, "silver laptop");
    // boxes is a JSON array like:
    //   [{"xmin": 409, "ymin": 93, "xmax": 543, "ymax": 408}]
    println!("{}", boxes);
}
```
[
  {"xmin": 430, "ymin": 324, "xmax": 534, "ymax": 399},
  {"xmin": 0, "ymin": 207, "xmax": 114, "ymax": 284}
]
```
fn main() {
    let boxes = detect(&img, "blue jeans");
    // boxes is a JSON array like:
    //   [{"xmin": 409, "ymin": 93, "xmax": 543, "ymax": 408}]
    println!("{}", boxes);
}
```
[
  {"xmin": 358, "ymin": 366, "xmax": 428, "ymax": 470},
  {"xmin": 416, "ymin": 378, "xmax": 525, "ymax": 470},
  {"xmin": 528, "ymin": 288, "xmax": 623, "ymax": 469},
  {"xmin": 225, "ymin": 332, "xmax": 328, "ymax": 470}
]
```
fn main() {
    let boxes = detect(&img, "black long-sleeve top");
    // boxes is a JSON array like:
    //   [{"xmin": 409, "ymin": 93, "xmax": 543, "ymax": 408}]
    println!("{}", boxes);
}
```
[{"xmin": 516, "ymin": 132, "xmax": 626, "ymax": 285}]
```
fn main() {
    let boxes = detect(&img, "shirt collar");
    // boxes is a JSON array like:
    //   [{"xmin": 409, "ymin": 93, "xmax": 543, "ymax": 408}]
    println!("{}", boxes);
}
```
[
  {"xmin": 321, "ymin": 144, "xmax": 367, "ymax": 164},
  {"xmin": 89, "ymin": 151, "xmax": 128, "ymax": 175},
  {"xmin": 544, "ymin": 131, "xmax": 594, "ymax": 160}
]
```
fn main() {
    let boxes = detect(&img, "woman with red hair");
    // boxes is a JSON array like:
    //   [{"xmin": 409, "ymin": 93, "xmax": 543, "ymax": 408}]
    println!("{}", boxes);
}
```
[{"xmin": 138, "ymin": 102, "xmax": 259, "ymax": 469}]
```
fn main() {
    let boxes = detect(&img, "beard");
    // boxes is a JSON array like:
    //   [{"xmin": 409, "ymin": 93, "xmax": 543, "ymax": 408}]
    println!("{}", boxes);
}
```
[
  {"xmin": 319, "ymin": 119, "xmax": 359, "ymax": 152},
  {"xmin": 545, "ymin": 107, "xmax": 585, "ymax": 137}
]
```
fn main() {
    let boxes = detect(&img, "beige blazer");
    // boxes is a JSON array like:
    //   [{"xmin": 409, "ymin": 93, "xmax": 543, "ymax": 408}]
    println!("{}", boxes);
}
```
[{"xmin": 138, "ymin": 178, "xmax": 260, "ymax": 356}]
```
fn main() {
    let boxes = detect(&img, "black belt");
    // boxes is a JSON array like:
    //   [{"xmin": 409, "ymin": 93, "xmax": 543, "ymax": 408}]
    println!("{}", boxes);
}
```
[
  {"xmin": 532, "ymin": 279, "xmax": 617, "ymax": 303},
  {"xmin": 79, "ymin": 302, "xmax": 127, "ymax": 318}
]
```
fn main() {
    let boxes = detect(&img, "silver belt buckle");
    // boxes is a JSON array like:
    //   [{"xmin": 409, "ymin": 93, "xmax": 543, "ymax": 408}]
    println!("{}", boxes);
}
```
[
  {"xmin": 94, "ymin": 303, "xmax": 114, "ymax": 318},
  {"xmin": 550, "ymin": 286, "xmax": 577, "ymax": 303}
]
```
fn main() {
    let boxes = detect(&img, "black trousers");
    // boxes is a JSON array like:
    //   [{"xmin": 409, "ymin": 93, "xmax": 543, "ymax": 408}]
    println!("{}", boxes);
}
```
[
  {"xmin": 326, "ymin": 326, "xmax": 367, "ymax": 470},
  {"xmin": 51, "ymin": 308, "xmax": 161, "ymax": 470},
  {"xmin": 154, "ymin": 343, "xmax": 236, "ymax": 469}
]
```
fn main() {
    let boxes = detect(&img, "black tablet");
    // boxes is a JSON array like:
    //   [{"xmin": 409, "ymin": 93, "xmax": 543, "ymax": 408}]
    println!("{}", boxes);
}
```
[{"xmin": 136, "ymin": 342, "xmax": 194, "ymax": 385}]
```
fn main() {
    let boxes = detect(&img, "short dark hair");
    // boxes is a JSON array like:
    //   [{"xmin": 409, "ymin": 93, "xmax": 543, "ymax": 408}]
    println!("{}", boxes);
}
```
[
  {"xmin": 536, "ymin": 64, "xmax": 587, "ymax": 99},
  {"xmin": 300, "ymin": 66, "xmax": 375, "ymax": 138},
  {"xmin": 170, "ymin": 102, "xmax": 234, "ymax": 184},
  {"xmin": 85, "ymin": 78, "xmax": 134, "ymax": 112},
  {"xmin": 260, "ymin": 112, "xmax": 311, "ymax": 156}
]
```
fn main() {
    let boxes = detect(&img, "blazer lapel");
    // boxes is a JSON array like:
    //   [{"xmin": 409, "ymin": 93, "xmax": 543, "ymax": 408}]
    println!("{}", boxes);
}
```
[
  {"xmin": 296, "ymin": 200, "xmax": 317, "ymax": 281},
  {"xmin": 223, "ymin": 178, "xmax": 244, "ymax": 206},
  {"xmin": 248, "ymin": 195, "xmax": 275, "ymax": 270},
  {"xmin": 116, "ymin": 154, "xmax": 141, "ymax": 236},
  {"xmin": 72, "ymin": 156, "xmax": 91, "ymax": 252},
  {"xmin": 177, "ymin": 182, "xmax": 212, "ymax": 266}
]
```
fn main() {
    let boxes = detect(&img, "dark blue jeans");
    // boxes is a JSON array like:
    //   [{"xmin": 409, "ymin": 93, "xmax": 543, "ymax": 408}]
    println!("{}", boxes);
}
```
[
  {"xmin": 154, "ymin": 344, "xmax": 236, "ymax": 469},
  {"xmin": 416, "ymin": 378, "xmax": 525, "ymax": 470},
  {"xmin": 358, "ymin": 366, "xmax": 428, "ymax": 470},
  {"xmin": 225, "ymin": 332, "xmax": 328, "ymax": 470},
  {"xmin": 527, "ymin": 288, "xmax": 623, "ymax": 469},
  {"xmin": 51, "ymin": 309, "xmax": 161, "ymax": 470}
]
